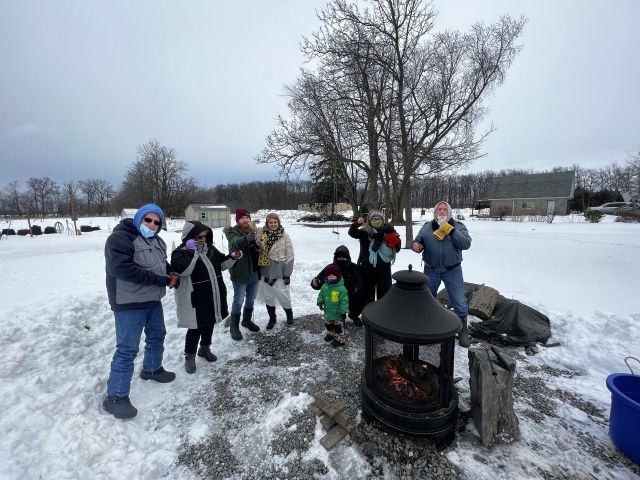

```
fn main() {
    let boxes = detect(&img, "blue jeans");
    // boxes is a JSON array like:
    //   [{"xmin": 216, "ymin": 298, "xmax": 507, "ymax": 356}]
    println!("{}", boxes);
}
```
[
  {"xmin": 231, "ymin": 277, "xmax": 259, "ymax": 316},
  {"xmin": 106, "ymin": 302, "xmax": 166, "ymax": 396},
  {"xmin": 425, "ymin": 265, "xmax": 468, "ymax": 318}
]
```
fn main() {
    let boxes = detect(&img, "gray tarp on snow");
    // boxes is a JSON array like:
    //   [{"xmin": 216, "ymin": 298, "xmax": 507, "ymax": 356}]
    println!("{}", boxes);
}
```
[{"xmin": 436, "ymin": 282, "xmax": 551, "ymax": 346}]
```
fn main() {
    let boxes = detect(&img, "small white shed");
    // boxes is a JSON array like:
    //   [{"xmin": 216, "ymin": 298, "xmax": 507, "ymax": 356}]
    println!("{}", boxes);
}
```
[
  {"xmin": 121, "ymin": 208, "xmax": 137, "ymax": 219},
  {"xmin": 185, "ymin": 204, "xmax": 231, "ymax": 228}
]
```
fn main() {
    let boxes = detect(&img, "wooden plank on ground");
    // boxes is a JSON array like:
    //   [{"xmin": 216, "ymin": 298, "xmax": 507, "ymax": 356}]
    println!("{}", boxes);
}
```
[
  {"xmin": 331, "ymin": 411, "xmax": 352, "ymax": 433},
  {"xmin": 322, "ymin": 401, "xmax": 347, "ymax": 418},
  {"xmin": 320, "ymin": 414, "xmax": 336, "ymax": 430},
  {"xmin": 320, "ymin": 425, "xmax": 348, "ymax": 450}
]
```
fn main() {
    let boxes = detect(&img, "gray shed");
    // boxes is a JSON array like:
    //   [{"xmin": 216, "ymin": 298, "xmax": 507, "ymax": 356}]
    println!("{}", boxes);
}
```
[
  {"xmin": 121, "ymin": 208, "xmax": 137, "ymax": 219},
  {"xmin": 486, "ymin": 171, "xmax": 576, "ymax": 217},
  {"xmin": 185, "ymin": 204, "xmax": 231, "ymax": 228}
]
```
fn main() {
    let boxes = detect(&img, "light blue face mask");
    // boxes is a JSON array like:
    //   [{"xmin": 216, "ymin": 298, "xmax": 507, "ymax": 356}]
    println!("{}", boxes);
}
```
[{"xmin": 139, "ymin": 223, "xmax": 157, "ymax": 238}]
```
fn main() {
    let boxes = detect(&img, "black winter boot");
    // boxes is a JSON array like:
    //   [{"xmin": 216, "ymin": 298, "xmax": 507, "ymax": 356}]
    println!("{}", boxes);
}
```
[
  {"xmin": 229, "ymin": 314, "xmax": 242, "ymax": 341},
  {"xmin": 284, "ymin": 308, "xmax": 294, "ymax": 326},
  {"xmin": 184, "ymin": 353, "xmax": 196, "ymax": 374},
  {"xmin": 349, "ymin": 312, "xmax": 363, "ymax": 327},
  {"xmin": 458, "ymin": 316, "xmax": 471, "ymax": 348},
  {"xmin": 241, "ymin": 308, "xmax": 260, "ymax": 332},
  {"xmin": 140, "ymin": 367, "xmax": 176, "ymax": 383},
  {"xmin": 103, "ymin": 395, "xmax": 138, "ymax": 419},
  {"xmin": 197, "ymin": 345, "xmax": 217, "ymax": 362},
  {"xmin": 324, "ymin": 322, "xmax": 335, "ymax": 342},
  {"xmin": 266, "ymin": 305, "xmax": 277, "ymax": 330}
]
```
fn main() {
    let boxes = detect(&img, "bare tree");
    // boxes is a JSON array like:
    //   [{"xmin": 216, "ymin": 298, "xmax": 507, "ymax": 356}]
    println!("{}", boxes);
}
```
[
  {"xmin": 26, "ymin": 176, "xmax": 59, "ymax": 218},
  {"xmin": 258, "ymin": 0, "xmax": 525, "ymax": 244},
  {"xmin": 2, "ymin": 181, "xmax": 22, "ymax": 216},
  {"xmin": 119, "ymin": 139, "xmax": 189, "ymax": 215}
]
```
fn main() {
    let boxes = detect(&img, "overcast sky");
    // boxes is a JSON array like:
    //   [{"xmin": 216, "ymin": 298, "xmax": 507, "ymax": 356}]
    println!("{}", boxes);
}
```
[{"xmin": 1, "ymin": 0, "xmax": 639, "ymax": 188}]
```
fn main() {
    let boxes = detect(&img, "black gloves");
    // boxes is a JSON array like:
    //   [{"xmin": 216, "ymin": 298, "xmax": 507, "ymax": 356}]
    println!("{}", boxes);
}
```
[
  {"xmin": 283, "ymin": 276, "xmax": 290, "ymax": 285},
  {"xmin": 264, "ymin": 277, "xmax": 276, "ymax": 286},
  {"xmin": 340, "ymin": 314, "xmax": 346, "ymax": 321},
  {"xmin": 318, "ymin": 304, "xmax": 325, "ymax": 311},
  {"xmin": 244, "ymin": 231, "xmax": 257, "ymax": 245}
]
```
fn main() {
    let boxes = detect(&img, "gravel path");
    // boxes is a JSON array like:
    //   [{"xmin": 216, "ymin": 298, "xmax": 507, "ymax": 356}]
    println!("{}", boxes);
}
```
[{"xmin": 177, "ymin": 315, "xmax": 640, "ymax": 480}]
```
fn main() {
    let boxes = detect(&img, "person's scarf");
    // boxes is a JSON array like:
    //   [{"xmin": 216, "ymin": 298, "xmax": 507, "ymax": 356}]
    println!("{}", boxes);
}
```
[
  {"xmin": 363, "ymin": 224, "xmax": 394, "ymax": 266},
  {"xmin": 258, "ymin": 226, "xmax": 285, "ymax": 267},
  {"xmin": 369, "ymin": 239, "xmax": 393, "ymax": 266}
]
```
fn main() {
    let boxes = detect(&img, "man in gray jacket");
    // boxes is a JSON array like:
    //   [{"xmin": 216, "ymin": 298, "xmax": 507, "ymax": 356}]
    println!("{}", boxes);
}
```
[
  {"xmin": 103, "ymin": 203, "xmax": 178, "ymax": 419},
  {"xmin": 412, "ymin": 201, "xmax": 472, "ymax": 347}
]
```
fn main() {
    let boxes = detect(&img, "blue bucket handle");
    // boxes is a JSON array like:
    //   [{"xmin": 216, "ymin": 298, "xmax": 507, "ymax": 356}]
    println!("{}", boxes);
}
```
[{"xmin": 624, "ymin": 356, "xmax": 640, "ymax": 375}]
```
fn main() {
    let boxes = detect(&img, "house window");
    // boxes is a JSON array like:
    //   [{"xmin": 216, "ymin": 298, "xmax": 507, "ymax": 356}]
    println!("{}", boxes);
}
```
[
  {"xmin": 200, "ymin": 212, "xmax": 208, "ymax": 220},
  {"xmin": 521, "ymin": 201, "xmax": 534, "ymax": 209}
]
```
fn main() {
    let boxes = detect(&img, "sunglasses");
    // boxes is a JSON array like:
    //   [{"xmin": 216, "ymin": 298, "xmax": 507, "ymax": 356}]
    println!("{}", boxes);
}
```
[
  {"xmin": 196, "ymin": 233, "xmax": 208, "ymax": 240},
  {"xmin": 143, "ymin": 217, "xmax": 162, "ymax": 226}
]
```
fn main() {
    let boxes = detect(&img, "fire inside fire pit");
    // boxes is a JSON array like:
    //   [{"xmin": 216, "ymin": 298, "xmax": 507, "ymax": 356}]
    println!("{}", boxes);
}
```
[{"xmin": 372, "ymin": 354, "xmax": 440, "ymax": 405}]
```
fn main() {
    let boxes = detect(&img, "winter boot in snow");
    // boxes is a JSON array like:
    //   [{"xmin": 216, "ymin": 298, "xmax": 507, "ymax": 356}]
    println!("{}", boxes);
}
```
[
  {"xmin": 229, "ymin": 314, "xmax": 242, "ymax": 341},
  {"xmin": 284, "ymin": 308, "xmax": 294, "ymax": 326},
  {"xmin": 241, "ymin": 308, "xmax": 260, "ymax": 332},
  {"xmin": 103, "ymin": 394, "xmax": 138, "ymax": 419},
  {"xmin": 349, "ymin": 312, "xmax": 363, "ymax": 327},
  {"xmin": 197, "ymin": 345, "xmax": 217, "ymax": 362},
  {"xmin": 140, "ymin": 366, "xmax": 176, "ymax": 383},
  {"xmin": 331, "ymin": 322, "xmax": 346, "ymax": 347},
  {"xmin": 266, "ymin": 305, "xmax": 277, "ymax": 330},
  {"xmin": 184, "ymin": 353, "xmax": 196, "ymax": 374},
  {"xmin": 458, "ymin": 316, "xmax": 471, "ymax": 348},
  {"xmin": 324, "ymin": 322, "xmax": 335, "ymax": 342}
]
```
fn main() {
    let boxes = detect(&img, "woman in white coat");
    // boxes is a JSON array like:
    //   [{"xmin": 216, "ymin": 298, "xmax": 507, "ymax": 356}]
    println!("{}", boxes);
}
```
[{"xmin": 258, "ymin": 212, "xmax": 295, "ymax": 329}]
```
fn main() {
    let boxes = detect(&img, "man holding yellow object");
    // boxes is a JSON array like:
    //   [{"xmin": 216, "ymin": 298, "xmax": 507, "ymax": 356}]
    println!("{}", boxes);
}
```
[{"xmin": 412, "ymin": 201, "xmax": 472, "ymax": 347}]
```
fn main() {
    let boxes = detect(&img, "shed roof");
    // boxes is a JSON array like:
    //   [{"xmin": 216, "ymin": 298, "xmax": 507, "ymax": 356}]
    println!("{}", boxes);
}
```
[
  {"xmin": 187, "ymin": 204, "xmax": 228, "ymax": 210},
  {"xmin": 488, "ymin": 171, "xmax": 575, "ymax": 200},
  {"xmin": 121, "ymin": 208, "xmax": 137, "ymax": 215}
]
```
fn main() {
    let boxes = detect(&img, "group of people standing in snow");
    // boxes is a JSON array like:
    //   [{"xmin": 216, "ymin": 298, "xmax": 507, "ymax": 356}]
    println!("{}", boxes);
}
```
[{"xmin": 102, "ymin": 201, "xmax": 471, "ymax": 420}]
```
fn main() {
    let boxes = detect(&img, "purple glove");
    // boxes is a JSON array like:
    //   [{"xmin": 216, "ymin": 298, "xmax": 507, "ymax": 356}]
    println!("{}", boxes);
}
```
[
  {"xmin": 185, "ymin": 239, "xmax": 197, "ymax": 251},
  {"xmin": 229, "ymin": 250, "xmax": 243, "ymax": 260}
]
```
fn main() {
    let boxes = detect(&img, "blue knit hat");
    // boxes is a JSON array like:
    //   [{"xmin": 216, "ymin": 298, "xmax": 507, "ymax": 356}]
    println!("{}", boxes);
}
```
[{"xmin": 133, "ymin": 203, "xmax": 165, "ymax": 234}]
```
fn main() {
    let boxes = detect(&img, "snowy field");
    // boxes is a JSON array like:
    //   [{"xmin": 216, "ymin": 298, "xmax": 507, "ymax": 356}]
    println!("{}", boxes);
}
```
[{"xmin": 0, "ymin": 209, "xmax": 639, "ymax": 479}]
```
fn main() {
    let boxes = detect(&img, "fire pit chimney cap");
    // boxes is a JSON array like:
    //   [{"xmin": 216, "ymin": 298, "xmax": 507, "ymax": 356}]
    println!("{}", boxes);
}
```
[{"xmin": 392, "ymin": 266, "xmax": 428, "ymax": 289}]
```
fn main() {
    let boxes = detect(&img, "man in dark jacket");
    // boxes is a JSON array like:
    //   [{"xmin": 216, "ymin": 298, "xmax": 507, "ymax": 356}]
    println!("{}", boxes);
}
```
[
  {"xmin": 412, "ymin": 201, "xmax": 472, "ymax": 347},
  {"xmin": 223, "ymin": 208, "xmax": 261, "ymax": 340},
  {"xmin": 103, "ymin": 203, "xmax": 178, "ymax": 419},
  {"xmin": 310, "ymin": 245, "xmax": 365, "ymax": 326}
]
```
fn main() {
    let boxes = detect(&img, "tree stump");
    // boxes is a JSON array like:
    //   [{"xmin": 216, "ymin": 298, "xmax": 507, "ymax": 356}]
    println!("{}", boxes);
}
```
[
  {"xmin": 468, "ymin": 347, "xmax": 520, "ymax": 447},
  {"xmin": 468, "ymin": 285, "xmax": 500, "ymax": 320}
]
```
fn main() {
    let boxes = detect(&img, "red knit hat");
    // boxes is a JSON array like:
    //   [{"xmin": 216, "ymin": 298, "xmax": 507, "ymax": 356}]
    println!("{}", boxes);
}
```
[
  {"xmin": 324, "ymin": 264, "xmax": 341, "ymax": 279},
  {"xmin": 235, "ymin": 208, "xmax": 250, "ymax": 222}
]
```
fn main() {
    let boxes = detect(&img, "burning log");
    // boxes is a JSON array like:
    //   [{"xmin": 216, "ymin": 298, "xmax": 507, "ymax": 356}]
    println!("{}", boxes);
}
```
[{"xmin": 372, "ymin": 355, "xmax": 440, "ymax": 405}]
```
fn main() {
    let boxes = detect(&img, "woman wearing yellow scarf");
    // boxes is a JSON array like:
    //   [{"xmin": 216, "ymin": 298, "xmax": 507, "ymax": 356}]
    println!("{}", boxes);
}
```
[{"xmin": 257, "ymin": 212, "xmax": 295, "ymax": 329}]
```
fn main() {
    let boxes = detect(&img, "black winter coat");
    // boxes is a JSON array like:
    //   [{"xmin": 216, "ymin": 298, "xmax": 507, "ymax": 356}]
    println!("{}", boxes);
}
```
[
  {"xmin": 171, "ymin": 223, "xmax": 231, "ymax": 328},
  {"xmin": 348, "ymin": 220, "xmax": 399, "ymax": 266}
]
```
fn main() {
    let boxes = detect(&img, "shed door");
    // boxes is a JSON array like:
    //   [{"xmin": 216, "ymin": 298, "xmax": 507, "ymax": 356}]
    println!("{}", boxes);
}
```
[{"xmin": 547, "ymin": 200, "xmax": 556, "ymax": 215}]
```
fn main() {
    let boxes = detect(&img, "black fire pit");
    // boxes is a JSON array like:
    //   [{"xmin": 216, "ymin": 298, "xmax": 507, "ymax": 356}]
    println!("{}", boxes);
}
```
[{"xmin": 360, "ymin": 266, "xmax": 462, "ymax": 448}]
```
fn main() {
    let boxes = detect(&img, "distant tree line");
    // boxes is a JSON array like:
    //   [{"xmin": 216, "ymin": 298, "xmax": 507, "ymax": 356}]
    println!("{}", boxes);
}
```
[{"xmin": 2, "ymin": 141, "xmax": 637, "ymax": 219}]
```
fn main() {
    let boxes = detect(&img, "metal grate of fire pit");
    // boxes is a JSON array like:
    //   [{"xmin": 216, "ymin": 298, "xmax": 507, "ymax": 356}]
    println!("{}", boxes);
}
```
[{"xmin": 360, "ymin": 266, "xmax": 461, "ymax": 448}]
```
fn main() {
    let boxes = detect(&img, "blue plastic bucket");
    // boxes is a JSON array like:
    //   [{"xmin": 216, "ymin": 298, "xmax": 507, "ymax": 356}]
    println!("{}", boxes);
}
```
[{"xmin": 606, "ymin": 372, "xmax": 640, "ymax": 464}]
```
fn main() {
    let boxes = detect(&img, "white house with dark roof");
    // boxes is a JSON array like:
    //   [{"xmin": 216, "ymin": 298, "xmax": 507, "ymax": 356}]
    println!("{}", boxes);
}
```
[{"xmin": 486, "ymin": 171, "xmax": 576, "ymax": 217}]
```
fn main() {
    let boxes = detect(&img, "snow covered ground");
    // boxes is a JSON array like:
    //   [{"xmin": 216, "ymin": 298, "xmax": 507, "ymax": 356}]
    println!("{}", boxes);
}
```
[{"xmin": 0, "ymin": 209, "xmax": 638, "ymax": 479}]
